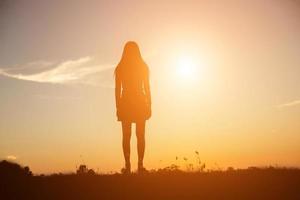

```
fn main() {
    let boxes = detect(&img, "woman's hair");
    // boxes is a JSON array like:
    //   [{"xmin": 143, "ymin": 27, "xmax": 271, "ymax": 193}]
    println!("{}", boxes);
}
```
[{"xmin": 115, "ymin": 41, "xmax": 149, "ymax": 78}]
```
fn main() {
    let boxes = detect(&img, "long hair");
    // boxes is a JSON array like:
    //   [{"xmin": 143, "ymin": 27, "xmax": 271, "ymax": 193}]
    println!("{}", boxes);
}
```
[{"xmin": 115, "ymin": 41, "xmax": 149, "ymax": 78}]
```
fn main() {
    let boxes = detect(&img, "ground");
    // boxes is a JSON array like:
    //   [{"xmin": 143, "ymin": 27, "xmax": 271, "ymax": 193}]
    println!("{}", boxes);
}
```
[{"xmin": 1, "ymin": 160, "xmax": 300, "ymax": 200}]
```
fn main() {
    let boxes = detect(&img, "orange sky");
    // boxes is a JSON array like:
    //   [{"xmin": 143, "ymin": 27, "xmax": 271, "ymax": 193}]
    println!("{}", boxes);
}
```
[{"xmin": 0, "ymin": 0, "xmax": 300, "ymax": 174}]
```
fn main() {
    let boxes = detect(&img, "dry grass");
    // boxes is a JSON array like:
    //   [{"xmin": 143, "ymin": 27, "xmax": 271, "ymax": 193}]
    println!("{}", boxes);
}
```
[{"xmin": 1, "ymin": 160, "xmax": 300, "ymax": 200}]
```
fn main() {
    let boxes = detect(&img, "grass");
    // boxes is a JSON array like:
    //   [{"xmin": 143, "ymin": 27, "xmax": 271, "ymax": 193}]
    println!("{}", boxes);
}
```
[{"xmin": 1, "ymin": 160, "xmax": 300, "ymax": 199}]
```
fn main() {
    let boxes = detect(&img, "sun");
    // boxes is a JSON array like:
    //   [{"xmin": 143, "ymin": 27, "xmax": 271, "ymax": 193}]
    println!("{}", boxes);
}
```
[{"xmin": 176, "ymin": 56, "xmax": 198, "ymax": 82}]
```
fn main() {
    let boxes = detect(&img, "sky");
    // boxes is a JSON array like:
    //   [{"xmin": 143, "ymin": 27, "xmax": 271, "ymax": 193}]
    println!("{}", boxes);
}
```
[{"xmin": 0, "ymin": 0, "xmax": 300, "ymax": 174}]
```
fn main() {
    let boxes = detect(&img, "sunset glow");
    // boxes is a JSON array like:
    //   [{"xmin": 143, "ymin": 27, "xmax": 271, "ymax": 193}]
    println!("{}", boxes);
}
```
[
  {"xmin": 0, "ymin": 0, "xmax": 300, "ymax": 174},
  {"xmin": 176, "ymin": 56, "xmax": 198, "ymax": 82}
]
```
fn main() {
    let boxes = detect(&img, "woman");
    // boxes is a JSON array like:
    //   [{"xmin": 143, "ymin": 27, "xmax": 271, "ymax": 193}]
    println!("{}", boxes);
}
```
[{"xmin": 115, "ymin": 41, "xmax": 151, "ymax": 174}]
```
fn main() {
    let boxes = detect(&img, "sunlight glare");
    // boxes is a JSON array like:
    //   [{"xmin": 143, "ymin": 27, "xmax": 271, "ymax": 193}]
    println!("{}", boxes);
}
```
[{"xmin": 176, "ymin": 56, "xmax": 198, "ymax": 82}]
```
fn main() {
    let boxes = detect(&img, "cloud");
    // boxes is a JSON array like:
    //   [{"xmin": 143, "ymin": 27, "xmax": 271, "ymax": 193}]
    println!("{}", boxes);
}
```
[
  {"xmin": 0, "ymin": 56, "xmax": 113, "ymax": 86},
  {"xmin": 2, "ymin": 60, "xmax": 54, "ymax": 73},
  {"xmin": 6, "ymin": 155, "xmax": 17, "ymax": 160},
  {"xmin": 277, "ymin": 100, "xmax": 300, "ymax": 108}
]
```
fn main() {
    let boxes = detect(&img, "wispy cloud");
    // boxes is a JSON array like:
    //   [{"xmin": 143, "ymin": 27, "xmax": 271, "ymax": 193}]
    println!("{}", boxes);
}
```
[
  {"xmin": 0, "ymin": 56, "xmax": 113, "ymax": 85},
  {"xmin": 276, "ymin": 100, "xmax": 300, "ymax": 108},
  {"xmin": 2, "ymin": 60, "xmax": 54, "ymax": 73},
  {"xmin": 6, "ymin": 155, "xmax": 17, "ymax": 160}
]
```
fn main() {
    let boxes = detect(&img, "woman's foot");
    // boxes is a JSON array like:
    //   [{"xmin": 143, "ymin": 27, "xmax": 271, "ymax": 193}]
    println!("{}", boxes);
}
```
[
  {"xmin": 121, "ymin": 162, "xmax": 131, "ymax": 174},
  {"xmin": 138, "ymin": 167, "xmax": 148, "ymax": 174},
  {"xmin": 138, "ymin": 162, "xmax": 148, "ymax": 174},
  {"xmin": 121, "ymin": 167, "xmax": 131, "ymax": 174}
]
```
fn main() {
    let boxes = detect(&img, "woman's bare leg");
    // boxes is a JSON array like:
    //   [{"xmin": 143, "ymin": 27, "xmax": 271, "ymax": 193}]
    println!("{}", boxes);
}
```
[
  {"xmin": 136, "ymin": 120, "xmax": 146, "ymax": 169},
  {"xmin": 122, "ymin": 121, "xmax": 132, "ymax": 170}
]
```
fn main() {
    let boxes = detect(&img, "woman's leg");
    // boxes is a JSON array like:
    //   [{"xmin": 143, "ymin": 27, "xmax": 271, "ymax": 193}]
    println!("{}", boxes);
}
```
[
  {"xmin": 122, "ymin": 121, "xmax": 132, "ymax": 169},
  {"xmin": 136, "ymin": 120, "xmax": 146, "ymax": 169}
]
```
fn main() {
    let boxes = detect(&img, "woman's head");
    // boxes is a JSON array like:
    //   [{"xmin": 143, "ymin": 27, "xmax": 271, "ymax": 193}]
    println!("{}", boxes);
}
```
[
  {"xmin": 121, "ymin": 41, "xmax": 142, "ymax": 62},
  {"xmin": 115, "ymin": 41, "xmax": 148, "ymax": 77}
]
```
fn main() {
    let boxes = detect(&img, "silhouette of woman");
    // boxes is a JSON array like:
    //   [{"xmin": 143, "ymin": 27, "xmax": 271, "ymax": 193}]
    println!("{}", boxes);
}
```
[{"xmin": 115, "ymin": 41, "xmax": 151, "ymax": 174}]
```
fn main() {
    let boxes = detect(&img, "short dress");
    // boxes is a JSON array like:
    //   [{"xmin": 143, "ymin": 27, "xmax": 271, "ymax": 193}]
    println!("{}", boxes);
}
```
[{"xmin": 117, "ymin": 88, "xmax": 151, "ymax": 122}]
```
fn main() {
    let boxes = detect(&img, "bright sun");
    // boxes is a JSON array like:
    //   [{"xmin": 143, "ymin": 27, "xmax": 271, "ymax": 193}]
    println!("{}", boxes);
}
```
[{"xmin": 176, "ymin": 56, "xmax": 198, "ymax": 82}]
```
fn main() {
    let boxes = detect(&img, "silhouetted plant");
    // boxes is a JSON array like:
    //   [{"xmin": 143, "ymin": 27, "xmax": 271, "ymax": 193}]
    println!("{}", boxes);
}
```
[
  {"xmin": 227, "ymin": 166, "xmax": 235, "ymax": 171},
  {"xmin": 187, "ymin": 163, "xmax": 194, "ymax": 171},
  {"xmin": 194, "ymin": 150, "xmax": 206, "ymax": 172},
  {"xmin": 76, "ymin": 164, "xmax": 88, "ymax": 174},
  {"xmin": 24, "ymin": 166, "xmax": 33, "ymax": 176},
  {"xmin": 76, "ymin": 164, "xmax": 96, "ymax": 175},
  {"xmin": 157, "ymin": 164, "xmax": 182, "ymax": 174},
  {"xmin": 0, "ymin": 160, "xmax": 32, "ymax": 177},
  {"xmin": 180, "ymin": 152, "xmax": 206, "ymax": 172},
  {"xmin": 88, "ymin": 168, "xmax": 96, "ymax": 175},
  {"xmin": 183, "ymin": 157, "xmax": 189, "ymax": 170}
]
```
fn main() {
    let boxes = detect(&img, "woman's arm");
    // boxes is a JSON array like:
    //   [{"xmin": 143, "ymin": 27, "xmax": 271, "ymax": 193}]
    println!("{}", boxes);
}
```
[
  {"xmin": 144, "ymin": 73, "xmax": 151, "ymax": 105},
  {"xmin": 115, "ymin": 73, "xmax": 121, "ymax": 108}
]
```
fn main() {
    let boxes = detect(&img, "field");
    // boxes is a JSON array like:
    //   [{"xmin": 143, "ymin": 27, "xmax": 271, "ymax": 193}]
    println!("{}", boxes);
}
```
[{"xmin": 1, "ymin": 160, "xmax": 300, "ymax": 200}]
